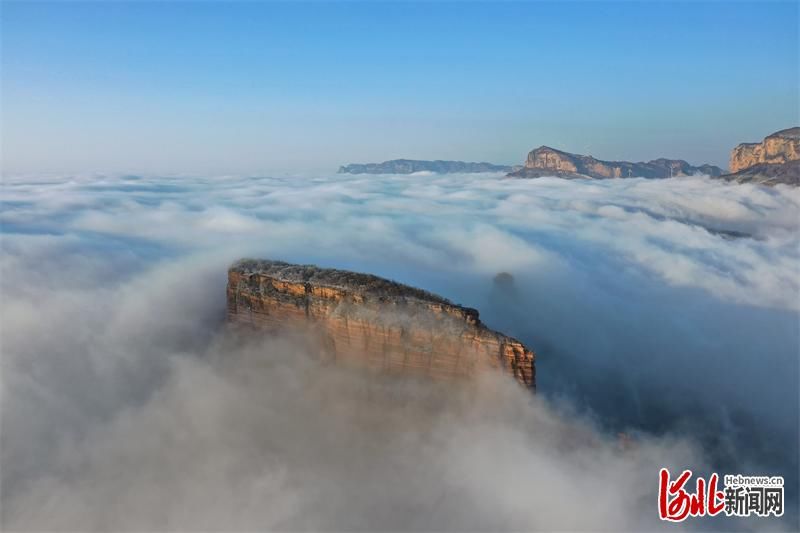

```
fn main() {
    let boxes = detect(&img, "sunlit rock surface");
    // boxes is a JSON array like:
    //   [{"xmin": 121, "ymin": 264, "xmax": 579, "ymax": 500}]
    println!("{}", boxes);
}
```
[
  {"xmin": 721, "ymin": 127, "xmax": 800, "ymax": 186},
  {"xmin": 508, "ymin": 146, "xmax": 723, "ymax": 179},
  {"xmin": 227, "ymin": 259, "xmax": 535, "ymax": 389},
  {"xmin": 730, "ymin": 127, "xmax": 800, "ymax": 172}
]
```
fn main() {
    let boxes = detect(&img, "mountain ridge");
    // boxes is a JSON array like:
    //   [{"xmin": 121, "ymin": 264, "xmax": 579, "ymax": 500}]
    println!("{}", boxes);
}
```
[
  {"xmin": 338, "ymin": 159, "xmax": 513, "ymax": 174},
  {"xmin": 507, "ymin": 145, "xmax": 723, "ymax": 180}
]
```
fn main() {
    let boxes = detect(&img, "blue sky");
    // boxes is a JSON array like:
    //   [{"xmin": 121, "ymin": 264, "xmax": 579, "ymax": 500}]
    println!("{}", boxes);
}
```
[{"xmin": 2, "ymin": 1, "xmax": 797, "ymax": 175}]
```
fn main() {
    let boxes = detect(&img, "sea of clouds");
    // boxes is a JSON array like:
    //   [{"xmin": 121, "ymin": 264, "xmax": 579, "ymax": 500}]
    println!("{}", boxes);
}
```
[{"xmin": 1, "ymin": 171, "xmax": 798, "ymax": 530}]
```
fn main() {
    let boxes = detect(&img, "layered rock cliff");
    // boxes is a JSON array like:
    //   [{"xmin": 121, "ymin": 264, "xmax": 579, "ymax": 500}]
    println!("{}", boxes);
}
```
[
  {"xmin": 338, "ymin": 159, "xmax": 512, "ymax": 174},
  {"xmin": 729, "ymin": 128, "xmax": 800, "ymax": 172},
  {"xmin": 719, "ymin": 127, "xmax": 800, "ymax": 186},
  {"xmin": 507, "ymin": 146, "xmax": 723, "ymax": 179},
  {"xmin": 227, "ymin": 259, "xmax": 535, "ymax": 389}
]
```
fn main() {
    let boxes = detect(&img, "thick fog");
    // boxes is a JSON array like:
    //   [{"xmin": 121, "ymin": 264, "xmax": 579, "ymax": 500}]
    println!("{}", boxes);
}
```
[{"xmin": 1, "ymin": 172, "xmax": 797, "ymax": 531}]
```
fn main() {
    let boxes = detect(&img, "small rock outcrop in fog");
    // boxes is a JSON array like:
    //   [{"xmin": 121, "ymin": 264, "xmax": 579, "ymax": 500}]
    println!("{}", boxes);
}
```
[
  {"xmin": 719, "ymin": 127, "xmax": 800, "ymax": 186},
  {"xmin": 227, "ymin": 259, "xmax": 535, "ymax": 389},
  {"xmin": 507, "ymin": 146, "xmax": 723, "ymax": 180}
]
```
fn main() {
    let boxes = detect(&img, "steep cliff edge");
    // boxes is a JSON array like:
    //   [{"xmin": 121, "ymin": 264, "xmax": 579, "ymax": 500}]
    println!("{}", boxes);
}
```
[
  {"xmin": 227, "ymin": 259, "xmax": 535, "ymax": 389},
  {"xmin": 507, "ymin": 146, "xmax": 722, "ymax": 179},
  {"xmin": 729, "ymin": 127, "xmax": 800, "ymax": 172},
  {"xmin": 719, "ymin": 128, "xmax": 800, "ymax": 186}
]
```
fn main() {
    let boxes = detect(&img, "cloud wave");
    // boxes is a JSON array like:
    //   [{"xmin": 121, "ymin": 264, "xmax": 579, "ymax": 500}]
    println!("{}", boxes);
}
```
[{"xmin": 1, "ymin": 172, "xmax": 797, "ymax": 530}]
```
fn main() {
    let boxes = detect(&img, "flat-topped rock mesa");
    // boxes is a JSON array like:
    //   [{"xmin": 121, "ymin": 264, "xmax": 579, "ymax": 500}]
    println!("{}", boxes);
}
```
[
  {"xmin": 719, "ymin": 127, "xmax": 800, "ymax": 186},
  {"xmin": 338, "ymin": 159, "xmax": 512, "ymax": 174},
  {"xmin": 507, "ymin": 146, "xmax": 723, "ymax": 180},
  {"xmin": 227, "ymin": 259, "xmax": 535, "ymax": 389}
]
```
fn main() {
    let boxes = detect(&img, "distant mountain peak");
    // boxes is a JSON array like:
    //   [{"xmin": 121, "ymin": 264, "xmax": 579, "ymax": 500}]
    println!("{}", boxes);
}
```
[
  {"xmin": 509, "ymin": 146, "xmax": 722, "ymax": 180},
  {"xmin": 766, "ymin": 127, "xmax": 800, "ymax": 140}
]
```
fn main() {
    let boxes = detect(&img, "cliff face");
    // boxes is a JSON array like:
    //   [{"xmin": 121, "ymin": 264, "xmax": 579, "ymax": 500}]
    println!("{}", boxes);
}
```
[
  {"xmin": 729, "ymin": 128, "xmax": 800, "ymax": 172},
  {"xmin": 338, "ymin": 159, "xmax": 512, "ymax": 174},
  {"xmin": 508, "ymin": 146, "xmax": 723, "ymax": 179},
  {"xmin": 227, "ymin": 259, "xmax": 535, "ymax": 389},
  {"xmin": 719, "ymin": 128, "xmax": 800, "ymax": 186}
]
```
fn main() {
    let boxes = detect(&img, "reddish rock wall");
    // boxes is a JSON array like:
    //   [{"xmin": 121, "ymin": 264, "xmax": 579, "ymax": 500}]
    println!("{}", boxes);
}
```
[
  {"xmin": 227, "ymin": 259, "xmax": 535, "ymax": 389},
  {"xmin": 729, "ymin": 127, "xmax": 800, "ymax": 173}
]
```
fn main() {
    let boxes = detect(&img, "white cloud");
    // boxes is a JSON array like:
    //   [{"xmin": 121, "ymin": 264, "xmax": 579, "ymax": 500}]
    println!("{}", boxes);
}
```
[{"xmin": 1, "ymin": 172, "xmax": 797, "ymax": 530}]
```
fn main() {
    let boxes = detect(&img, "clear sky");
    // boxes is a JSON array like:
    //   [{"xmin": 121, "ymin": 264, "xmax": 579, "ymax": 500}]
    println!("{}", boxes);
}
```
[{"xmin": 2, "ymin": 1, "xmax": 798, "ymax": 175}]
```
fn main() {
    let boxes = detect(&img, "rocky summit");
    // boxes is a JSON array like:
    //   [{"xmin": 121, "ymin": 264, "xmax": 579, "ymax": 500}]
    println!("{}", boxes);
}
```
[
  {"xmin": 718, "ymin": 127, "xmax": 800, "ymax": 186},
  {"xmin": 507, "ymin": 146, "xmax": 723, "ymax": 180},
  {"xmin": 227, "ymin": 259, "xmax": 535, "ymax": 389},
  {"xmin": 338, "ymin": 159, "xmax": 512, "ymax": 174}
]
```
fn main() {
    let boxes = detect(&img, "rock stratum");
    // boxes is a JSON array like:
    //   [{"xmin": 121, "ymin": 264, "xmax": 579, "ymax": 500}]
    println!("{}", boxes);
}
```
[
  {"xmin": 507, "ymin": 146, "xmax": 723, "ymax": 180},
  {"xmin": 718, "ymin": 127, "xmax": 800, "ymax": 186},
  {"xmin": 338, "ymin": 159, "xmax": 512, "ymax": 174},
  {"xmin": 227, "ymin": 259, "xmax": 535, "ymax": 389}
]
